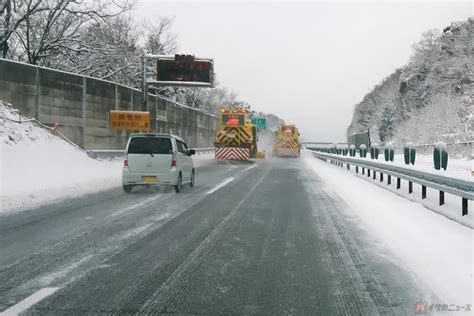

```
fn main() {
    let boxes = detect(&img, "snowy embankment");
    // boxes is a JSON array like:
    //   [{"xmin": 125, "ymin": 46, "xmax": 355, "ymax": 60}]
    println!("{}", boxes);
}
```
[
  {"xmin": 0, "ymin": 102, "xmax": 123, "ymax": 213},
  {"xmin": 0, "ymin": 101, "xmax": 216, "ymax": 214},
  {"xmin": 302, "ymin": 150, "xmax": 473, "ymax": 308}
]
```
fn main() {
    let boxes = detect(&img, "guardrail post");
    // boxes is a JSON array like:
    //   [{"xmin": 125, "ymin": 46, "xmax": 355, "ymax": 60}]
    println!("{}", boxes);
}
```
[
  {"xmin": 347, "ymin": 163, "xmax": 350, "ymax": 170},
  {"xmin": 397, "ymin": 178, "xmax": 401, "ymax": 189},
  {"xmin": 408, "ymin": 181, "xmax": 413, "ymax": 194},
  {"xmin": 373, "ymin": 170, "xmax": 376, "ymax": 179},
  {"xmin": 439, "ymin": 191, "xmax": 445, "ymax": 206},
  {"xmin": 380, "ymin": 173, "xmax": 383, "ymax": 182},
  {"xmin": 362, "ymin": 167, "xmax": 365, "ymax": 175},
  {"xmin": 422, "ymin": 185, "xmax": 427, "ymax": 199},
  {"xmin": 356, "ymin": 166, "xmax": 359, "ymax": 174},
  {"xmin": 462, "ymin": 198, "xmax": 468, "ymax": 216},
  {"xmin": 367, "ymin": 169, "xmax": 371, "ymax": 177},
  {"xmin": 388, "ymin": 175, "xmax": 391, "ymax": 185}
]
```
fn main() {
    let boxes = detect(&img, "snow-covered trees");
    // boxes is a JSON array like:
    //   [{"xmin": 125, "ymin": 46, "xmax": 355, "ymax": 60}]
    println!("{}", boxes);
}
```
[
  {"xmin": 0, "ymin": 1, "xmax": 179, "ymax": 88},
  {"xmin": 347, "ymin": 18, "xmax": 473, "ymax": 144},
  {"xmin": 347, "ymin": 69, "xmax": 404, "ymax": 144},
  {"xmin": 378, "ymin": 106, "xmax": 396, "ymax": 143},
  {"xmin": 0, "ymin": 0, "xmax": 48, "ymax": 58},
  {"xmin": 393, "ymin": 94, "xmax": 466, "ymax": 144},
  {"xmin": 50, "ymin": 15, "xmax": 141, "ymax": 85},
  {"xmin": 172, "ymin": 85, "xmax": 238, "ymax": 115},
  {"xmin": 0, "ymin": 0, "xmax": 133, "ymax": 62},
  {"xmin": 143, "ymin": 17, "xmax": 177, "ymax": 56}
]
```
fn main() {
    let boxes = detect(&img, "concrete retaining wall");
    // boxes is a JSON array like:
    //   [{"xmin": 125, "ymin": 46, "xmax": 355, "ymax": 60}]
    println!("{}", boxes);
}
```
[{"xmin": 0, "ymin": 58, "xmax": 217, "ymax": 150}]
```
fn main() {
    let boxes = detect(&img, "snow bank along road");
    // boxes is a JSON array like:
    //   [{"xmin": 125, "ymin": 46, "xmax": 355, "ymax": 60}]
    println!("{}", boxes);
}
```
[{"xmin": 0, "ymin": 155, "xmax": 471, "ymax": 315}]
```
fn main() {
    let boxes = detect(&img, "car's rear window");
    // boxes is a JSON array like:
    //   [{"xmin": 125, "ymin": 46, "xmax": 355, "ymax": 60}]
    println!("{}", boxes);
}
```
[{"xmin": 127, "ymin": 137, "xmax": 172, "ymax": 154}]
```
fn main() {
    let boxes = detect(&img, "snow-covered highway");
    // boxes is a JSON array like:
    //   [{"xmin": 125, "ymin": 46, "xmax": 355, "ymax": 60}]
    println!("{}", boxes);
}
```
[{"xmin": 0, "ymin": 152, "xmax": 471, "ymax": 315}]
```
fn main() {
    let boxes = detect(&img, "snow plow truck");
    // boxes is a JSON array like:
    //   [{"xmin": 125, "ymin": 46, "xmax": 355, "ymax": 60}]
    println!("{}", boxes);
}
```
[
  {"xmin": 214, "ymin": 108, "xmax": 257, "ymax": 160},
  {"xmin": 274, "ymin": 124, "xmax": 300, "ymax": 157}
]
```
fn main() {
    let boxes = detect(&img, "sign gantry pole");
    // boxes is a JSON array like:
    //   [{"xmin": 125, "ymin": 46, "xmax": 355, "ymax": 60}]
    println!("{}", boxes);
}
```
[{"xmin": 142, "ymin": 51, "xmax": 148, "ymax": 111}]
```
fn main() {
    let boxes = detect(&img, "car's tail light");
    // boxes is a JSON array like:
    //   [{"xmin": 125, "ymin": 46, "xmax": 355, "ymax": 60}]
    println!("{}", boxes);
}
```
[
  {"xmin": 124, "ymin": 154, "xmax": 128, "ymax": 167},
  {"xmin": 171, "ymin": 154, "xmax": 177, "ymax": 168}
]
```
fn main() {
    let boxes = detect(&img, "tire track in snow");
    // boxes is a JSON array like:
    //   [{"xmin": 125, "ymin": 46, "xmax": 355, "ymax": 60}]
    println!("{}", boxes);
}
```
[
  {"xmin": 120, "ymin": 167, "xmax": 272, "ymax": 314},
  {"xmin": 302, "ymin": 170, "xmax": 404, "ymax": 315}
]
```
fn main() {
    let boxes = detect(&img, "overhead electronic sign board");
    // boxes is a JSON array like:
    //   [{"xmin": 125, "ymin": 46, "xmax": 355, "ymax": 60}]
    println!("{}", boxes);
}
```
[{"xmin": 157, "ymin": 54, "xmax": 214, "ymax": 86}]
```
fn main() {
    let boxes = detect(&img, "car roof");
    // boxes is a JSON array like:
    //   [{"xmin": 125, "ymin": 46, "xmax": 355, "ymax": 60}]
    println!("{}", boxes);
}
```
[{"xmin": 129, "ymin": 133, "xmax": 185, "ymax": 143}]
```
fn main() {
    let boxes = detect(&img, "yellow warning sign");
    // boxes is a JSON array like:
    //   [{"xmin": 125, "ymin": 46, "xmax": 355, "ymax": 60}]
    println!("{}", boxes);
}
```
[{"xmin": 109, "ymin": 111, "xmax": 151, "ymax": 131}]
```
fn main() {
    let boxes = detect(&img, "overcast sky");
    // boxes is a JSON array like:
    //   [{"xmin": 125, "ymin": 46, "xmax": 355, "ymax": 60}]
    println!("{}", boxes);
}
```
[{"xmin": 135, "ymin": 1, "xmax": 471, "ymax": 142}]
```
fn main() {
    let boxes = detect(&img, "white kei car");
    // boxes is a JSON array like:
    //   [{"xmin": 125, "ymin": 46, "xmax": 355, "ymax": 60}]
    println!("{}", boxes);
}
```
[{"xmin": 122, "ymin": 133, "xmax": 195, "ymax": 193}]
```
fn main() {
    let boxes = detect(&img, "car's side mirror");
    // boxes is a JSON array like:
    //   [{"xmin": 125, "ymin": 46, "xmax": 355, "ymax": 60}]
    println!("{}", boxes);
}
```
[{"xmin": 188, "ymin": 149, "xmax": 196, "ymax": 156}]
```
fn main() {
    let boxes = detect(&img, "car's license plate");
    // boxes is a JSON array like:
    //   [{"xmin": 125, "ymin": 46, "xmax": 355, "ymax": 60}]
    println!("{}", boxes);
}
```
[{"xmin": 142, "ymin": 176, "xmax": 157, "ymax": 183}]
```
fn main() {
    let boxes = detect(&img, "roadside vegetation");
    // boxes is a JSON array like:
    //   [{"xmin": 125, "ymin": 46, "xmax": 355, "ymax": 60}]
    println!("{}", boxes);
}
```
[{"xmin": 347, "ymin": 18, "xmax": 473, "ymax": 145}]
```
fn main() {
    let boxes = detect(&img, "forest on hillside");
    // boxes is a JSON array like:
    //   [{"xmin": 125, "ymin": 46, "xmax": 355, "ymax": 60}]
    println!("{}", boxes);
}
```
[{"xmin": 347, "ymin": 18, "xmax": 473, "ymax": 145}]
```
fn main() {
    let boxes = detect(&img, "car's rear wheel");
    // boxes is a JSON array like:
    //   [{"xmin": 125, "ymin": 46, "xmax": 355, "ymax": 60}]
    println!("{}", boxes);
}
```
[
  {"xmin": 190, "ymin": 169, "xmax": 195, "ymax": 187},
  {"xmin": 123, "ymin": 185, "xmax": 133, "ymax": 193},
  {"xmin": 174, "ymin": 173, "xmax": 182, "ymax": 193}
]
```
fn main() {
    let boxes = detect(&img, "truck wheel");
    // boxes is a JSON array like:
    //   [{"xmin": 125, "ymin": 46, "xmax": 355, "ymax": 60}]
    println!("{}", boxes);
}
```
[
  {"xmin": 190, "ymin": 169, "xmax": 195, "ymax": 187},
  {"xmin": 123, "ymin": 185, "xmax": 133, "ymax": 193},
  {"xmin": 174, "ymin": 173, "xmax": 182, "ymax": 193}
]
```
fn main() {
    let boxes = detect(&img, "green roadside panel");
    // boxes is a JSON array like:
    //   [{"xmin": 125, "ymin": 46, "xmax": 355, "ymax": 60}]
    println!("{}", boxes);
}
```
[
  {"xmin": 404, "ymin": 148, "xmax": 410, "ymax": 165},
  {"xmin": 433, "ymin": 148, "xmax": 440, "ymax": 170},
  {"xmin": 410, "ymin": 149, "xmax": 416, "ymax": 165},
  {"xmin": 441, "ymin": 150, "xmax": 448, "ymax": 170}
]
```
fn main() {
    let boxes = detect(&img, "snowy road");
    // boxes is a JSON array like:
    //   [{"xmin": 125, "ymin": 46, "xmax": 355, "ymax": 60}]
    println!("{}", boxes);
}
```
[{"xmin": 0, "ymin": 155, "xmax": 464, "ymax": 315}]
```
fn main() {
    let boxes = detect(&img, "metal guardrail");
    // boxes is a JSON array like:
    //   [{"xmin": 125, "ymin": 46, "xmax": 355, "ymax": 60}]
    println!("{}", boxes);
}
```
[
  {"xmin": 86, "ymin": 150, "xmax": 126, "ymax": 159},
  {"xmin": 300, "ymin": 141, "xmax": 348, "ymax": 145},
  {"xmin": 86, "ymin": 148, "xmax": 215, "ymax": 159},
  {"xmin": 309, "ymin": 150, "xmax": 473, "ymax": 216}
]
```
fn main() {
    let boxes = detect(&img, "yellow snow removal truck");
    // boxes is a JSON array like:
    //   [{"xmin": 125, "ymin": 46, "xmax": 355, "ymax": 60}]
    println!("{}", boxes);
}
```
[
  {"xmin": 214, "ymin": 108, "xmax": 257, "ymax": 160},
  {"xmin": 274, "ymin": 124, "xmax": 300, "ymax": 157}
]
